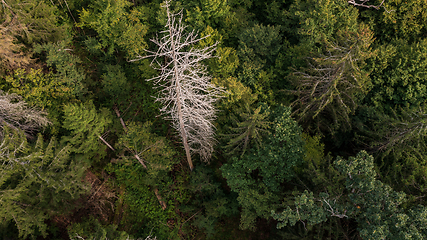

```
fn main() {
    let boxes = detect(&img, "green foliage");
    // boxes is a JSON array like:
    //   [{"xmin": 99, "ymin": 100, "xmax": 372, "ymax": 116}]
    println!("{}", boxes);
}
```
[
  {"xmin": 223, "ymin": 103, "xmax": 271, "ymax": 157},
  {"xmin": 101, "ymin": 64, "xmax": 130, "ymax": 97},
  {"xmin": 209, "ymin": 44, "xmax": 256, "ymax": 112},
  {"xmin": 357, "ymin": 106, "xmax": 427, "ymax": 196},
  {"xmin": 78, "ymin": 0, "xmax": 148, "ymax": 58},
  {"xmin": 5, "ymin": 68, "xmax": 74, "ymax": 110},
  {"xmin": 221, "ymin": 105, "xmax": 305, "ymax": 230},
  {"xmin": 34, "ymin": 41, "xmax": 87, "ymax": 98},
  {"xmin": 298, "ymin": 133, "xmax": 343, "ymax": 189},
  {"xmin": 261, "ymin": 106, "xmax": 306, "ymax": 186},
  {"xmin": 3, "ymin": 0, "xmax": 427, "ymax": 237},
  {"xmin": 367, "ymin": 39, "xmax": 427, "ymax": 109},
  {"xmin": 184, "ymin": 0, "xmax": 233, "ymax": 30},
  {"xmin": 237, "ymin": 24, "xmax": 282, "ymax": 103},
  {"xmin": 181, "ymin": 166, "xmax": 239, "ymax": 239},
  {"xmin": 0, "ymin": 0, "xmax": 68, "ymax": 44},
  {"xmin": 182, "ymin": 0, "xmax": 245, "ymax": 44},
  {"xmin": 97, "ymin": 58, "xmax": 160, "ymax": 122},
  {"xmin": 210, "ymin": 46, "xmax": 240, "ymax": 78},
  {"xmin": 288, "ymin": 0, "xmax": 376, "ymax": 133},
  {"xmin": 62, "ymin": 101, "xmax": 113, "ymax": 163},
  {"xmin": 291, "ymin": 0, "xmax": 359, "ymax": 43},
  {"xmin": 107, "ymin": 163, "xmax": 179, "ymax": 239},
  {"xmin": 106, "ymin": 120, "xmax": 179, "ymax": 239},
  {"xmin": 238, "ymin": 24, "xmax": 282, "ymax": 67},
  {"xmin": 196, "ymin": 25, "xmax": 236, "ymax": 72},
  {"xmin": 273, "ymin": 191, "xmax": 330, "ymax": 228},
  {"xmin": 213, "ymin": 76, "xmax": 256, "ymax": 111},
  {"xmin": 0, "ymin": 126, "xmax": 89, "ymax": 239},
  {"xmin": 115, "ymin": 121, "xmax": 177, "ymax": 186},
  {"xmin": 360, "ymin": 0, "xmax": 427, "ymax": 43},
  {"xmin": 5, "ymin": 68, "xmax": 77, "ymax": 135},
  {"xmin": 68, "ymin": 216, "xmax": 131, "ymax": 240},
  {"xmin": 273, "ymin": 151, "xmax": 427, "ymax": 240}
]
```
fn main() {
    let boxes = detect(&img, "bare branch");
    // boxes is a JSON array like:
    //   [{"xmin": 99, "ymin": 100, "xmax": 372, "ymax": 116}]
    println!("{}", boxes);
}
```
[
  {"xmin": 106, "ymin": 105, "xmax": 167, "ymax": 209},
  {"xmin": 348, "ymin": 0, "xmax": 394, "ymax": 13},
  {"xmin": 130, "ymin": 0, "xmax": 224, "ymax": 170},
  {"xmin": 289, "ymin": 27, "xmax": 374, "ymax": 132},
  {"xmin": 0, "ymin": 91, "xmax": 50, "ymax": 138},
  {"xmin": 98, "ymin": 135, "xmax": 115, "ymax": 151}
]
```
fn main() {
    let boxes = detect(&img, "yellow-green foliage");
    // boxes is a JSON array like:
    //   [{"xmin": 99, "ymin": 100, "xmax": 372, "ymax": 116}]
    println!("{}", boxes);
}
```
[
  {"xmin": 78, "ymin": 0, "xmax": 148, "ymax": 58},
  {"xmin": 213, "ymin": 76, "xmax": 256, "ymax": 110},
  {"xmin": 62, "ymin": 101, "xmax": 113, "ymax": 163},
  {"xmin": 367, "ymin": 0, "xmax": 427, "ymax": 42},
  {"xmin": 302, "ymin": 133, "xmax": 325, "ymax": 167},
  {"xmin": 368, "ymin": 39, "xmax": 427, "ymax": 108},
  {"xmin": 6, "ymin": 68, "xmax": 74, "ymax": 110},
  {"xmin": 184, "ymin": 0, "xmax": 235, "ymax": 35},
  {"xmin": 5, "ymin": 68, "xmax": 77, "ymax": 135}
]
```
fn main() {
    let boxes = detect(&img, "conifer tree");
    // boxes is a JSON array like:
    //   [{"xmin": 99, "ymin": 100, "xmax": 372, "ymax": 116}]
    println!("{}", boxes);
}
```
[
  {"xmin": 132, "ymin": 0, "xmax": 223, "ymax": 170},
  {"xmin": 221, "ymin": 106, "xmax": 305, "ymax": 230},
  {"xmin": 272, "ymin": 151, "xmax": 427, "ymax": 239},
  {"xmin": 289, "ymin": 0, "xmax": 376, "ymax": 133},
  {"xmin": 62, "ymin": 101, "xmax": 113, "ymax": 163},
  {"xmin": 223, "ymin": 103, "xmax": 271, "ymax": 157},
  {"xmin": 0, "ymin": 126, "xmax": 89, "ymax": 239},
  {"xmin": 0, "ymin": 0, "xmax": 67, "ymax": 44}
]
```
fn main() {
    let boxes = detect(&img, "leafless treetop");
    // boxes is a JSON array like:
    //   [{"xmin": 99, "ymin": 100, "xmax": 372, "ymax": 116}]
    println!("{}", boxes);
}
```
[{"xmin": 131, "ymin": 0, "xmax": 224, "ymax": 167}]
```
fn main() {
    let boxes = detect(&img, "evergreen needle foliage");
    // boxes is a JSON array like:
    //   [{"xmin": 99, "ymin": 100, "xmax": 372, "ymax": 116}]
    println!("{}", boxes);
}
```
[
  {"xmin": 0, "ymin": 127, "xmax": 89, "ymax": 239},
  {"xmin": 223, "ymin": 103, "xmax": 271, "ymax": 157}
]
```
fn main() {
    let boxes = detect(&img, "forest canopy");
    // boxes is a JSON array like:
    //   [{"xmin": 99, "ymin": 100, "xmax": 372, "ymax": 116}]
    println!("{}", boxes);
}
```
[{"xmin": 1, "ymin": 0, "xmax": 427, "ymax": 239}]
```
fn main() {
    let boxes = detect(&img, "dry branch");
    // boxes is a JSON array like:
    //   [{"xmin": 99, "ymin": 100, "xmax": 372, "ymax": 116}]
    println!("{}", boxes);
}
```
[
  {"xmin": 131, "ymin": 0, "xmax": 224, "ymax": 170},
  {"xmin": 0, "ymin": 91, "xmax": 50, "ymax": 138},
  {"xmin": 111, "ymin": 105, "xmax": 167, "ymax": 210},
  {"xmin": 348, "ymin": 0, "xmax": 393, "ymax": 13}
]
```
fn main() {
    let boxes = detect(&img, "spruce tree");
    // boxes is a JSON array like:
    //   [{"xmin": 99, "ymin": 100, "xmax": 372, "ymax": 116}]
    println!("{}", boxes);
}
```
[{"xmin": 0, "ymin": 127, "xmax": 88, "ymax": 239}]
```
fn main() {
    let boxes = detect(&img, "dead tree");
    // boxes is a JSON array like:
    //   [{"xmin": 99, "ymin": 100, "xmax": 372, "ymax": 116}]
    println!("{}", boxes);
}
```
[
  {"xmin": 0, "ymin": 91, "xmax": 50, "ymax": 138},
  {"xmin": 131, "ymin": 0, "xmax": 223, "ymax": 170},
  {"xmin": 290, "ymin": 27, "xmax": 375, "ymax": 133}
]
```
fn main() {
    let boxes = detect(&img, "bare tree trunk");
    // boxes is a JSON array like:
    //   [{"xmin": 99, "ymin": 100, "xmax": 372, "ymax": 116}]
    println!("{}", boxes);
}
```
[
  {"xmin": 169, "ymin": 23, "xmax": 194, "ymax": 171},
  {"xmin": 130, "ymin": 0, "xmax": 224, "ymax": 170},
  {"xmin": 177, "ymin": 100, "xmax": 194, "ymax": 170},
  {"xmin": 113, "ymin": 104, "xmax": 128, "ymax": 132},
  {"xmin": 109, "ymin": 106, "xmax": 167, "ymax": 210}
]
